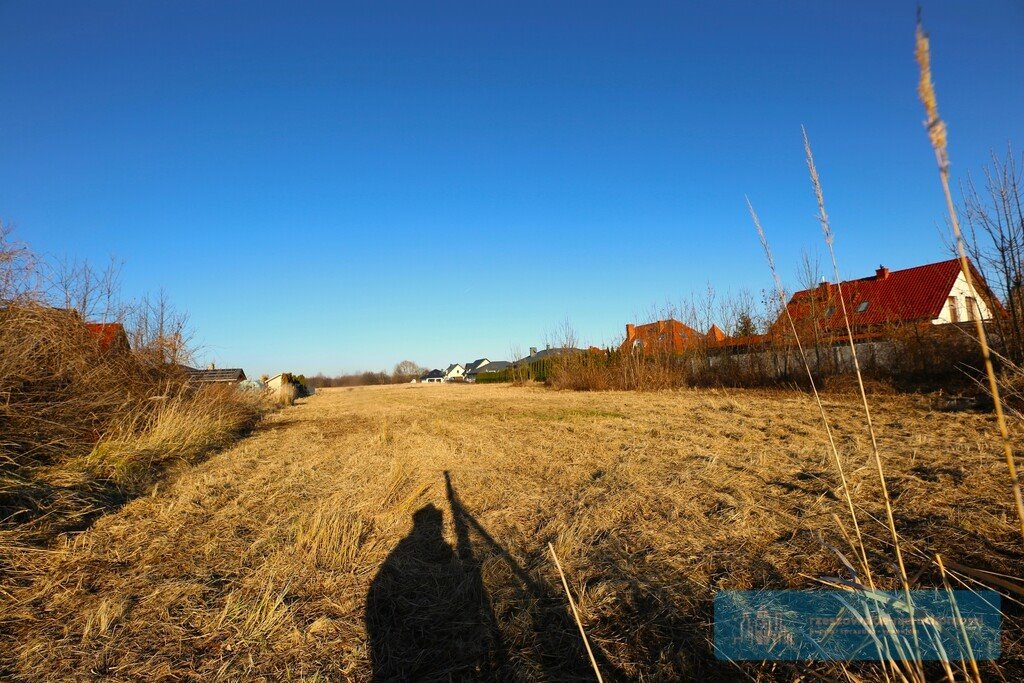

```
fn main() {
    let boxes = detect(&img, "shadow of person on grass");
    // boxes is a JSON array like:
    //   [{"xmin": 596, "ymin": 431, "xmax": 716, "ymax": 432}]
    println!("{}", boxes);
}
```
[
  {"xmin": 365, "ymin": 502, "xmax": 504, "ymax": 681},
  {"xmin": 367, "ymin": 473, "xmax": 626, "ymax": 681},
  {"xmin": 442, "ymin": 471, "xmax": 626, "ymax": 682}
]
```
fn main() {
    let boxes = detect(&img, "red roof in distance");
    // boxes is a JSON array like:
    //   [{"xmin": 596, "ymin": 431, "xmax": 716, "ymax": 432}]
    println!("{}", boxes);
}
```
[{"xmin": 85, "ymin": 322, "xmax": 130, "ymax": 352}]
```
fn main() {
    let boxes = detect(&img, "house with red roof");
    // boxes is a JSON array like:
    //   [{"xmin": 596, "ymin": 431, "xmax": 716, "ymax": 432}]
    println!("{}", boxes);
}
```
[
  {"xmin": 772, "ymin": 258, "xmax": 1003, "ymax": 340},
  {"xmin": 620, "ymin": 319, "xmax": 702, "ymax": 353},
  {"xmin": 618, "ymin": 258, "xmax": 1003, "ymax": 355},
  {"xmin": 84, "ymin": 322, "xmax": 131, "ymax": 354}
]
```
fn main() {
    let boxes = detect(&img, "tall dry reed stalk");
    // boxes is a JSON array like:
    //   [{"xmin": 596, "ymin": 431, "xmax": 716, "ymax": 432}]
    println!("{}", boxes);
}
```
[
  {"xmin": 802, "ymin": 128, "xmax": 922, "ymax": 680},
  {"xmin": 745, "ymin": 198, "xmax": 873, "ymax": 586},
  {"xmin": 915, "ymin": 17, "xmax": 1024, "ymax": 543},
  {"xmin": 548, "ymin": 542, "xmax": 603, "ymax": 683}
]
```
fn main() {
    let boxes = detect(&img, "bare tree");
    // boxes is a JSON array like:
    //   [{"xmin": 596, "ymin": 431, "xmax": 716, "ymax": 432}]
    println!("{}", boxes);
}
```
[
  {"xmin": 393, "ymin": 360, "xmax": 425, "ymax": 382},
  {"xmin": 794, "ymin": 248, "xmax": 835, "ymax": 371},
  {"xmin": 0, "ymin": 222, "xmax": 38, "ymax": 302},
  {"xmin": 959, "ymin": 146, "xmax": 1024, "ymax": 362},
  {"xmin": 127, "ymin": 289, "xmax": 193, "ymax": 366},
  {"xmin": 45, "ymin": 255, "xmax": 125, "ymax": 322}
]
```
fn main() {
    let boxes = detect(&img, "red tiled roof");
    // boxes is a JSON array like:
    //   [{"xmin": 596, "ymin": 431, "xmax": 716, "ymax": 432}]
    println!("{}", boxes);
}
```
[
  {"xmin": 621, "ymin": 319, "xmax": 701, "ymax": 353},
  {"xmin": 706, "ymin": 324, "xmax": 727, "ymax": 342},
  {"xmin": 85, "ymin": 322, "xmax": 129, "ymax": 352},
  {"xmin": 776, "ymin": 258, "xmax": 1000, "ymax": 334}
]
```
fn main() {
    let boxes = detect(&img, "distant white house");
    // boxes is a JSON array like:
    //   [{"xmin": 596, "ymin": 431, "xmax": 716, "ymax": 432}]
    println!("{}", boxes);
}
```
[
  {"xmin": 468, "ymin": 360, "xmax": 511, "ymax": 380},
  {"xmin": 443, "ymin": 363, "xmax": 465, "ymax": 381},
  {"xmin": 421, "ymin": 369, "xmax": 445, "ymax": 383},
  {"xmin": 464, "ymin": 358, "xmax": 490, "ymax": 375},
  {"xmin": 265, "ymin": 373, "xmax": 287, "ymax": 391}
]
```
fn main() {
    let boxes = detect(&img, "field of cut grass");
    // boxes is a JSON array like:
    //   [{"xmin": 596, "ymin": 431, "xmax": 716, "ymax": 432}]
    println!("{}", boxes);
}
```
[{"xmin": 3, "ymin": 383, "xmax": 1023, "ymax": 681}]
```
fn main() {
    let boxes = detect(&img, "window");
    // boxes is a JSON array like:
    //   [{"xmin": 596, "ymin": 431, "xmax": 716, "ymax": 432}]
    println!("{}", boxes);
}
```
[
  {"xmin": 966, "ymin": 296, "xmax": 977, "ymax": 321},
  {"xmin": 856, "ymin": 301, "xmax": 869, "ymax": 313},
  {"xmin": 948, "ymin": 296, "xmax": 959, "ymax": 322}
]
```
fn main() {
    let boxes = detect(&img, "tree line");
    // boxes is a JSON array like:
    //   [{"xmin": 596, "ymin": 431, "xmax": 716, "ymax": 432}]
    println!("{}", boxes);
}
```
[{"xmin": 305, "ymin": 360, "xmax": 428, "ymax": 388}]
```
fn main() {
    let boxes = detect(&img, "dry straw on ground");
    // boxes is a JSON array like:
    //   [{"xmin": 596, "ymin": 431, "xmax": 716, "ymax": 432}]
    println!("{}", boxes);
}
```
[{"xmin": 3, "ymin": 384, "xmax": 1022, "ymax": 680}]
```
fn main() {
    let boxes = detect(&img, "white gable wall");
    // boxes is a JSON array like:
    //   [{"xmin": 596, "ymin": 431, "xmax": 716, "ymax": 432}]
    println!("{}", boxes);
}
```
[{"xmin": 933, "ymin": 270, "xmax": 995, "ymax": 323}]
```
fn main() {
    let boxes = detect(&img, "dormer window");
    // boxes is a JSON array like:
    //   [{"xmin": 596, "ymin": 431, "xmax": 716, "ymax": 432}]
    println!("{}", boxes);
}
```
[{"xmin": 857, "ymin": 301, "xmax": 869, "ymax": 313}]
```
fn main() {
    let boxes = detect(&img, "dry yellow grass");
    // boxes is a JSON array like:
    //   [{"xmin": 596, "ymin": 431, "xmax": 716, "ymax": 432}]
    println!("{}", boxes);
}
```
[{"xmin": 3, "ymin": 384, "xmax": 1023, "ymax": 680}]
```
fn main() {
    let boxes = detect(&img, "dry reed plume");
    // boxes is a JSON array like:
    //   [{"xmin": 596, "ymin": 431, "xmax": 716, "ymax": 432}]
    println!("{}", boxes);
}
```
[{"xmin": 915, "ymin": 16, "xmax": 1024, "ymax": 543}]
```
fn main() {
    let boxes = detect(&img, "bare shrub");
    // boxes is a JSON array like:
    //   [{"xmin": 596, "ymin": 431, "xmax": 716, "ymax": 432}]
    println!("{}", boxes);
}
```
[
  {"xmin": 87, "ymin": 384, "xmax": 267, "ymax": 492},
  {"xmin": 0, "ymin": 227, "xmax": 265, "ymax": 556},
  {"xmin": 276, "ymin": 382, "xmax": 298, "ymax": 407}
]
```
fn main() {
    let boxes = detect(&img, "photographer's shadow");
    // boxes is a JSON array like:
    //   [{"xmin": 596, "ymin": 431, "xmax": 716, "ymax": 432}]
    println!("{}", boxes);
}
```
[
  {"xmin": 365, "ymin": 502, "xmax": 504, "ymax": 681},
  {"xmin": 366, "ymin": 472, "xmax": 625, "ymax": 681}
]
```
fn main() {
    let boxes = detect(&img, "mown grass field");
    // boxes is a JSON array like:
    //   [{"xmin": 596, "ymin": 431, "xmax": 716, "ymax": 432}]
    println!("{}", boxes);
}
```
[{"xmin": 4, "ymin": 383, "xmax": 1023, "ymax": 681}]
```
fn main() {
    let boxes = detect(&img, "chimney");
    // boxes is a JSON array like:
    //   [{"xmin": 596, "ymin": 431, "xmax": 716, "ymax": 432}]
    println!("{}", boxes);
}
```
[
  {"xmin": 545, "ymin": 343, "xmax": 551, "ymax": 350},
  {"xmin": 625, "ymin": 323, "xmax": 636, "ymax": 340},
  {"xmin": 529, "ymin": 346, "xmax": 538, "ymax": 356},
  {"xmin": 207, "ymin": 362, "xmax": 215, "ymax": 370},
  {"xmin": 876, "ymin": 265, "xmax": 890, "ymax": 280}
]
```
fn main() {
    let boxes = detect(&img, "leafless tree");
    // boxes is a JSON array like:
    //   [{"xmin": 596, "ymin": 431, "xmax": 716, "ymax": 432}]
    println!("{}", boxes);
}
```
[
  {"xmin": 0, "ymin": 222, "xmax": 38, "ymax": 302},
  {"xmin": 393, "ymin": 360, "xmax": 426, "ymax": 381},
  {"xmin": 45, "ymin": 255, "xmax": 125, "ymax": 322},
  {"xmin": 127, "ymin": 289, "xmax": 194, "ymax": 366},
  {"xmin": 958, "ymin": 146, "xmax": 1024, "ymax": 362}
]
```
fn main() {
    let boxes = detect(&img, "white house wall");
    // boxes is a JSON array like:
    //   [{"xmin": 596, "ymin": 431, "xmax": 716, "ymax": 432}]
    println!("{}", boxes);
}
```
[{"xmin": 934, "ymin": 270, "xmax": 994, "ymax": 323}]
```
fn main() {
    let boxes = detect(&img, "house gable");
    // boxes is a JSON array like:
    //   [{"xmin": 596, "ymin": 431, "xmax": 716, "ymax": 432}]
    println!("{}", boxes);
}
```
[{"xmin": 84, "ymin": 322, "xmax": 131, "ymax": 353}]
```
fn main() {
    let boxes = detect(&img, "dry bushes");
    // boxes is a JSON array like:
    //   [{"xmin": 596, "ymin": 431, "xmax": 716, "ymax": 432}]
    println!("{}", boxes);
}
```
[
  {"xmin": 275, "ymin": 382, "xmax": 299, "ymax": 407},
  {"xmin": 548, "ymin": 349, "xmax": 689, "ymax": 391},
  {"xmin": 0, "ymin": 230, "xmax": 267, "ymax": 575},
  {"xmin": 0, "ymin": 312, "xmax": 265, "ymax": 558},
  {"xmin": 86, "ymin": 384, "xmax": 267, "ymax": 492},
  {"xmin": 547, "ymin": 325, "xmax": 997, "ymax": 395},
  {"xmin": 0, "ymin": 304, "xmax": 153, "ymax": 469}
]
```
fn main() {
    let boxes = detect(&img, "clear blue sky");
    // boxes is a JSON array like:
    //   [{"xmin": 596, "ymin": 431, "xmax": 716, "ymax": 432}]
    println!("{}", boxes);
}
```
[{"xmin": 2, "ymin": 1, "xmax": 1021, "ymax": 377}]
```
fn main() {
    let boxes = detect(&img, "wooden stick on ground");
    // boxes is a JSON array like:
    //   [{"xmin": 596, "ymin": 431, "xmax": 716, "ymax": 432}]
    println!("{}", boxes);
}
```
[{"xmin": 548, "ymin": 542, "xmax": 604, "ymax": 683}]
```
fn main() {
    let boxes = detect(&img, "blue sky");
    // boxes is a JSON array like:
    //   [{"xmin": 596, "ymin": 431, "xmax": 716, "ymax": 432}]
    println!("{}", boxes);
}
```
[{"xmin": 2, "ymin": 1, "xmax": 1021, "ymax": 377}]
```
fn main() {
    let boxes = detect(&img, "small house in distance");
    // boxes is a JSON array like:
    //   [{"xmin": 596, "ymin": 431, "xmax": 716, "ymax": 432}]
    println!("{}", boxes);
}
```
[
  {"xmin": 620, "ymin": 319, "xmax": 701, "ymax": 353},
  {"xmin": 467, "ymin": 360, "xmax": 511, "ymax": 381},
  {"xmin": 421, "ymin": 369, "xmax": 445, "ymax": 383},
  {"xmin": 443, "ymin": 363, "xmax": 465, "ymax": 381},
  {"xmin": 183, "ymin": 363, "xmax": 247, "ymax": 384},
  {"xmin": 264, "ymin": 373, "xmax": 288, "ymax": 391},
  {"xmin": 514, "ymin": 345, "xmax": 584, "ymax": 365},
  {"xmin": 464, "ymin": 358, "xmax": 490, "ymax": 375}
]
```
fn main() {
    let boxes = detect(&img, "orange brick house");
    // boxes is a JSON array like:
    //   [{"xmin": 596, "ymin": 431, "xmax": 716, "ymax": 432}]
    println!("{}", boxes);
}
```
[{"xmin": 620, "ymin": 319, "xmax": 702, "ymax": 353}]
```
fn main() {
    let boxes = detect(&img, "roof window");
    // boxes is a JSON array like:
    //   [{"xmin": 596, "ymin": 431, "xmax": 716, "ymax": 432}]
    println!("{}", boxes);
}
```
[{"xmin": 857, "ymin": 301, "xmax": 869, "ymax": 313}]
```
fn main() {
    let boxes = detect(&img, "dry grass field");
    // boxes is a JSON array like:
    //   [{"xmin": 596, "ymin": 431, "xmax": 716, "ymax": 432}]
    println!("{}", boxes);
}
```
[{"xmin": 4, "ymin": 383, "xmax": 1023, "ymax": 681}]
